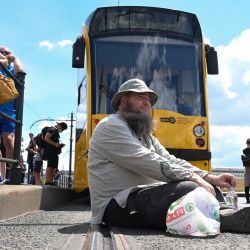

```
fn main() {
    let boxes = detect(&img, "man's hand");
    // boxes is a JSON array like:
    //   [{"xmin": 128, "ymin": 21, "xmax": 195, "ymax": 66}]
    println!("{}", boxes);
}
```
[
  {"xmin": 188, "ymin": 173, "xmax": 216, "ymax": 196},
  {"xmin": 204, "ymin": 173, "xmax": 237, "ymax": 188}
]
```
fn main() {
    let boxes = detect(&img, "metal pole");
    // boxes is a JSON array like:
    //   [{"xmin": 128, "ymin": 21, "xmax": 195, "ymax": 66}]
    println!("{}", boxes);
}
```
[
  {"xmin": 0, "ymin": 157, "xmax": 19, "ymax": 164},
  {"xmin": 0, "ymin": 111, "xmax": 21, "ymax": 125},
  {"xmin": 10, "ymin": 71, "xmax": 26, "ymax": 185},
  {"xmin": 68, "ymin": 112, "xmax": 73, "ymax": 188}
]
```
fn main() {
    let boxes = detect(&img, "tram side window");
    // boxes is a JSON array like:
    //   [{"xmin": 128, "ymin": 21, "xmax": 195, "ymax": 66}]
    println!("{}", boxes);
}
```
[
  {"xmin": 78, "ymin": 83, "xmax": 82, "ymax": 105},
  {"xmin": 76, "ymin": 70, "xmax": 87, "ymax": 140}
]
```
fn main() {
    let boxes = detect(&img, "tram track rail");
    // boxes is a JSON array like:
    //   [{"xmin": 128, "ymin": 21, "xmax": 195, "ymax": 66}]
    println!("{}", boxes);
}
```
[{"xmin": 83, "ymin": 224, "xmax": 137, "ymax": 250}]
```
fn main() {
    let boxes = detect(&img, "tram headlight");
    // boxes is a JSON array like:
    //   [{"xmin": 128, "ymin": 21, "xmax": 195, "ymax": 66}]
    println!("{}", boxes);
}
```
[{"xmin": 193, "ymin": 125, "xmax": 205, "ymax": 137}]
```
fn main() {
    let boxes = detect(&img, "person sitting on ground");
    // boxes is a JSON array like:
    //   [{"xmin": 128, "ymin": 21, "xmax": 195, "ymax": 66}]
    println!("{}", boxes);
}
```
[
  {"xmin": 44, "ymin": 122, "xmax": 67, "ymax": 185},
  {"xmin": 88, "ymin": 78, "xmax": 250, "ymax": 234}
]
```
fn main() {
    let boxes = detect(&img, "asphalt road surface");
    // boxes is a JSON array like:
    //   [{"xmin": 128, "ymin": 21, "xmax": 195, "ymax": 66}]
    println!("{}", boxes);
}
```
[{"xmin": 0, "ymin": 197, "xmax": 250, "ymax": 250}]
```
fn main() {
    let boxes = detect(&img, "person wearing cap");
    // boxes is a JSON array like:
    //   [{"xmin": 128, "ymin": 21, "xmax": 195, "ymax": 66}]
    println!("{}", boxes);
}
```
[
  {"xmin": 241, "ymin": 139, "xmax": 250, "ymax": 203},
  {"xmin": 44, "ymin": 122, "xmax": 67, "ymax": 185},
  {"xmin": 88, "ymin": 78, "xmax": 250, "ymax": 233}
]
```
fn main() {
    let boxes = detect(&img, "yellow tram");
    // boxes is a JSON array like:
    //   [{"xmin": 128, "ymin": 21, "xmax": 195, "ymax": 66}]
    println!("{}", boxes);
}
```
[{"xmin": 72, "ymin": 6, "xmax": 219, "ymax": 192}]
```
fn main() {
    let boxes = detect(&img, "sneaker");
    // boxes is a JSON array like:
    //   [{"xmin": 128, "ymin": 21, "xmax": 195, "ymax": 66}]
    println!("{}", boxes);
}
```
[
  {"xmin": 220, "ymin": 207, "xmax": 250, "ymax": 233},
  {"xmin": 0, "ymin": 176, "xmax": 3, "ymax": 185}
]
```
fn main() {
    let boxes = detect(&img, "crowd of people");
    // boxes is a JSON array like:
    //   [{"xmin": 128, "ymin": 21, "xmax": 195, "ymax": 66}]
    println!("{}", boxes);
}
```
[{"xmin": 25, "ymin": 122, "xmax": 68, "ymax": 185}]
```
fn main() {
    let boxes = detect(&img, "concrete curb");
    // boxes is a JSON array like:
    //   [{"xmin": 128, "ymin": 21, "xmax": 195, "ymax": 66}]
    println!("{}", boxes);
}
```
[{"xmin": 0, "ymin": 185, "xmax": 75, "ymax": 220}]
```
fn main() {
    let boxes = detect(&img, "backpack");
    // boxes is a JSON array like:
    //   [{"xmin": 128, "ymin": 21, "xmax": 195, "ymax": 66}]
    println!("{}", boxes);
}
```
[{"xmin": 34, "ymin": 127, "xmax": 50, "ymax": 160}]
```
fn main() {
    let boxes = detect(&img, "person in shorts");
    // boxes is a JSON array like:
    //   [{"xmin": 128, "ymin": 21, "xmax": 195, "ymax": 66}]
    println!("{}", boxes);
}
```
[
  {"xmin": 44, "ymin": 122, "xmax": 67, "ymax": 185},
  {"xmin": 0, "ymin": 46, "xmax": 24, "ymax": 184},
  {"xmin": 33, "ymin": 148, "xmax": 43, "ymax": 185}
]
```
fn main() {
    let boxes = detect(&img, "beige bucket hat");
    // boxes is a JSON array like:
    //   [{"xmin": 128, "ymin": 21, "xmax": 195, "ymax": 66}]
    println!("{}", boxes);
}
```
[{"xmin": 111, "ymin": 78, "xmax": 158, "ymax": 111}]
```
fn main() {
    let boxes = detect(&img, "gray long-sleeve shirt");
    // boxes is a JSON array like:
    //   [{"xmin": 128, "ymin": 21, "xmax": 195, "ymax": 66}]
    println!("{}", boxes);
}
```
[{"xmin": 88, "ymin": 113, "xmax": 208, "ymax": 224}]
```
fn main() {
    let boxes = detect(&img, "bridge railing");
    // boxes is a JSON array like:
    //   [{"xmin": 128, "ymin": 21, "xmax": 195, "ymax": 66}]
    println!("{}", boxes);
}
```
[{"xmin": 55, "ymin": 174, "xmax": 73, "ymax": 189}]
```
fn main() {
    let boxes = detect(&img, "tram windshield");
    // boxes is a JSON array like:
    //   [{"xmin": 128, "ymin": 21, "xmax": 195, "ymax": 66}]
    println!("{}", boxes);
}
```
[{"xmin": 92, "ymin": 35, "xmax": 204, "ymax": 116}]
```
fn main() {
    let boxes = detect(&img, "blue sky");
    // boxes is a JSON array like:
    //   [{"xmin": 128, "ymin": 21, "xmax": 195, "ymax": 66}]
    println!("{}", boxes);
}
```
[{"xmin": 1, "ymin": 0, "xmax": 250, "ymax": 170}]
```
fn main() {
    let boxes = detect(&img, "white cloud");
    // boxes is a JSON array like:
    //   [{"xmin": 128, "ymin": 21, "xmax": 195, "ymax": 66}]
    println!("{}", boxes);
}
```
[
  {"xmin": 57, "ymin": 39, "xmax": 73, "ymax": 47},
  {"xmin": 39, "ymin": 39, "xmax": 73, "ymax": 50},
  {"xmin": 207, "ymin": 28, "xmax": 250, "ymax": 169},
  {"xmin": 39, "ymin": 40, "xmax": 55, "ymax": 50},
  {"xmin": 207, "ymin": 28, "xmax": 250, "ymax": 125},
  {"xmin": 209, "ymin": 29, "xmax": 250, "ymax": 99},
  {"xmin": 226, "ymin": 29, "xmax": 250, "ymax": 62},
  {"xmin": 243, "ymin": 70, "xmax": 250, "ymax": 86},
  {"xmin": 212, "ymin": 45, "xmax": 237, "ymax": 98},
  {"xmin": 203, "ymin": 37, "xmax": 211, "ymax": 46},
  {"xmin": 210, "ymin": 125, "xmax": 250, "ymax": 169}
]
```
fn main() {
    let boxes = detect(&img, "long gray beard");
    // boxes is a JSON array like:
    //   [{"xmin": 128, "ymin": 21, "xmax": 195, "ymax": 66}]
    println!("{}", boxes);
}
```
[{"xmin": 121, "ymin": 111, "xmax": 154, "ymax": 138}]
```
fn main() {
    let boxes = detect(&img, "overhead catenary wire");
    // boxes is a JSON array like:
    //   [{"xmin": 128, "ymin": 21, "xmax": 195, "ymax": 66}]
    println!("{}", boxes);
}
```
[{"xmin": 24, "ymin": 101, "xmax": 42, "ymax": 119}]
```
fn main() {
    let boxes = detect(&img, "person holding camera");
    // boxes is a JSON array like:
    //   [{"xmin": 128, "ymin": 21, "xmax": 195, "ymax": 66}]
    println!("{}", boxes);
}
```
[
  {"xmin": 0, "ymin": 46, "xmax": 24, "ymax": 184},
  {"xmin": 44, "ymin": 122, "xmax": 68, "ymax": 185}
]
